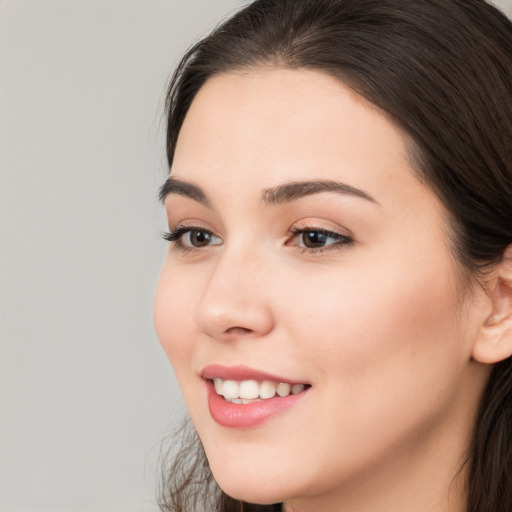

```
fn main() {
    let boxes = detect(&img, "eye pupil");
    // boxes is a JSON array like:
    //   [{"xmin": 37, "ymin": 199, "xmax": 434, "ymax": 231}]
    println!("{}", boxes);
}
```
[
  {"xmin": 190, "ymin": 230, "xmax": 210, "ymax": 247},
  {"xmin": 303, "ymin": 231, "xmax": 327, "ymax": 248}
]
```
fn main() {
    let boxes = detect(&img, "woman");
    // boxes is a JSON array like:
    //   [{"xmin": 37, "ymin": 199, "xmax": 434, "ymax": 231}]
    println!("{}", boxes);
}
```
[{"xmin": 154, "ymin": 0, "xmax": 512, "ymax": 511}]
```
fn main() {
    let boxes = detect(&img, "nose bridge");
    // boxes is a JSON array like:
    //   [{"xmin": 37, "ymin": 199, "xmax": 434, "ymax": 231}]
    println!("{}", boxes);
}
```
[{"xmin": 194, "ymin": 240, "xmax": 274, "ymax": 339}]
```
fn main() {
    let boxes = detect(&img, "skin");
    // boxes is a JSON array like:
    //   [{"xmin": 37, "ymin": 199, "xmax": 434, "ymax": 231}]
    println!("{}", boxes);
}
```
[{"xmin": 154, "ymin": 68, "xmax": 493, "ymax": 512}]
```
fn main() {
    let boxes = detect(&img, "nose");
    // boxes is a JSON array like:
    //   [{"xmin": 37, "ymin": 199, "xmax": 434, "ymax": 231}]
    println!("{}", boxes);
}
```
[{"xmin": 194, "ymin": 247, "xmax": 275, "ymax": 341}]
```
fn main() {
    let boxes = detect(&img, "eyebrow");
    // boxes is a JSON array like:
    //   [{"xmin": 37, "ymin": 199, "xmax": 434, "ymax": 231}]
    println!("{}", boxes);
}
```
[
  {"xmin": 159, "ymin": 177, "xmax": 377, "ymax": 206},
  {"xmin": 159, "ymin": 177, "xmax": 211, "ymax": 207},
  {"xmin": 262, "ymin": 180, "xmax": 377, "ymax": 205}
]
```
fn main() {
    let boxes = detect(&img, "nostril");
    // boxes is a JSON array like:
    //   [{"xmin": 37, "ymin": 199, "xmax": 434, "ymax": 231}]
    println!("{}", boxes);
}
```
[
  {"xmin": 194, "ymin": 285, "xmax": 274, "ymax": 339},
  {"xmin": 225, "ymin": 326, "xmax": 253, "ymax": 335}
]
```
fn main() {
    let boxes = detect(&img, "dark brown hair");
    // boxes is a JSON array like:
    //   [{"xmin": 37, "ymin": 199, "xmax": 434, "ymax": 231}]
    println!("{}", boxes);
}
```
[{"xmin": 159, "ymin": 1, "xmax": 512, "ymax": 511}]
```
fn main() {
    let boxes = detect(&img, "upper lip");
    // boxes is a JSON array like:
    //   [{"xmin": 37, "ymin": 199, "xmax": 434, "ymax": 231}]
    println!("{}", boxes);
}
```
[{"xmin": 200, "ymin": 364, "xmax": 309, "ymax": 385}]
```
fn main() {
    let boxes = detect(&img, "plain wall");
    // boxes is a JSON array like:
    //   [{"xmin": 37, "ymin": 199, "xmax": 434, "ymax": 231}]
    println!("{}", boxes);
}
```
[
  {"xmin": 0, "ymin": 1, "xmax": 247, "ymax": 511},
  {"xmin": 1, "ymin": 0, "xmax": 511, "ymax": 511}
]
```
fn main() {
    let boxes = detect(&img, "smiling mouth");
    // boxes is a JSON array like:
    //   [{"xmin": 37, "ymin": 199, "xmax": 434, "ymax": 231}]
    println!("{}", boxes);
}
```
[
  {"xmin": 203, "ymin": 367, "xmax": 311, "ymax": 427},
  {"xmin": 211, "ymin": 378, "xmax": 310, "ymax": 404}
]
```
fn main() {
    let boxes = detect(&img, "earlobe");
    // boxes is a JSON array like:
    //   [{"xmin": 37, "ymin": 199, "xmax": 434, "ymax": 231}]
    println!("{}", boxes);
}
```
[{"xmin": 472, "ymin": 246, "xmax": 512, "ymax": 365}]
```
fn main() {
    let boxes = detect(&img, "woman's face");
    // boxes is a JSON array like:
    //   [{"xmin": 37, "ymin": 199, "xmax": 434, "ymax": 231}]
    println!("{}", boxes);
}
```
[{"xmin": 155, "ymin": 69, "xmax": 489, "ymax": 508}]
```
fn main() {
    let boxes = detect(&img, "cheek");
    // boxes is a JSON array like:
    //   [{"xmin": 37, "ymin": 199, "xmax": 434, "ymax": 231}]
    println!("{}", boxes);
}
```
[
  {"xmin": 285, "ymin": 246, "xmax": 465, "ymax": 408},
  {"xmin": 264, "ymin": 253, "xmax": 469, "ymax": 491},
  {"xmin": 154, "ymin": 265, "xmax": 198, "ymax": 371}
]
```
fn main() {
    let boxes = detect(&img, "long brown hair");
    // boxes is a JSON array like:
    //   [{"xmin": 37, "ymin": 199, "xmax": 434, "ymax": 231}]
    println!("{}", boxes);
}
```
[{"xmin": 159, "ymin": 1, "xmax": 512, "ymax": 510}]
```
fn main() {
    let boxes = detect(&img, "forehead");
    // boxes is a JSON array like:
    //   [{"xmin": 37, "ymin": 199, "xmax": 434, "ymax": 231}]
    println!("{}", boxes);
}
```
[{"xmin": 172, "ymin": 68, "xmax": 425, "ymax": 210}]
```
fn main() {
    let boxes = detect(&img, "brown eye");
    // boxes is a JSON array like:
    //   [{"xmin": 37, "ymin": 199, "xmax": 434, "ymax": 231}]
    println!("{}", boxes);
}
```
[
  {"xmin": 187, "ymin": 229, "xmax": 213, "ymax": 247},
  {"xmin": 163, "ymin": 227, "xmax": 222, "ymax": 249},
  {"xmin": 182, "ymin": 228, "xmax": 222, "ymax": 248},
  {"xmin": 288, "ymin": 227, "xmax": 353, "ymax": 253},
  {"xmin": 301, "ymin": 231, "xmax": 329, "ymax": 248}
]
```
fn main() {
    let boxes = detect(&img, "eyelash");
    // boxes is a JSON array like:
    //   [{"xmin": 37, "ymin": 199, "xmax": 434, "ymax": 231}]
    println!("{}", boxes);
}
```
[
  {"xmin": 287, "ymin": 226, "xmax": 354, "ymax": 254},
  {"xmin": 162, "ymin": 225, "xmax": 354, "ymax": 254},
  {"xmin": 162, "ymin": 225, "xmax": 219, "ymax": 253}
]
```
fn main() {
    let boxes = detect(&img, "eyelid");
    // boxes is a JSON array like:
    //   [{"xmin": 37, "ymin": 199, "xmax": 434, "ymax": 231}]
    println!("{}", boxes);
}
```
[
  {"xmin": 286, "ymin": 223, "xmax": 354, "ymax": 254},
  {"xmin": 162, "ymin": 220, "xmax": 353, "ymax": 255},
  {"xmin": 288, "ymin": 219, "xmax": 353, "ymax": 239},
  {"xmin": 163, "ymin": 224, "xmax": 222, "ymax": 251}
]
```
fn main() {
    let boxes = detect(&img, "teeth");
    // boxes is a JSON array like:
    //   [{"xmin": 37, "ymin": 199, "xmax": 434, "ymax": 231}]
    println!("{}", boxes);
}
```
[
  {"xmin": 291, "ymin": 384, "xmax": 305, "ymax": 394},
  {"xmin": 213, "ymin": 378, "xmax": 223, "ymax": 394},
  {"xmin": 213, "ymin": 378, "xmax": 307, "ymax": 403},
  {"xmin": 231, "ymin": 398, "xmax": 261, "ymax": 404},
  {"xmin": 222, "ymin": 380, "xmax": 240, "ymax": 401},
  {"xmin": 260, "ymin": 380, "xmax": 277, "ymax": 399},
  {"xmin": 239, "ymin": 380, "xmax": 260, "ymax": 399},
  {"xmin": 276, "ymin": 382, "xmax": 291, "ymax": 397}
]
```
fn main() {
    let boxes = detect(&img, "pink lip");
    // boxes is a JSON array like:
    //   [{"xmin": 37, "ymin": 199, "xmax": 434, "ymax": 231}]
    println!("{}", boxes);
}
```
[
  {"xmin": 201, "ymin": 365, "xmax": 310, "ymax": 428},
  {"xmin": 200, "ymin": 364, "xmax": 308, "ymax": 385}
]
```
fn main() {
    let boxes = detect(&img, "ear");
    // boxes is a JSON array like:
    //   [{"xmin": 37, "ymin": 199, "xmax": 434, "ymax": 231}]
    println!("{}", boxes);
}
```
[{"xmin": 472, "ymin": 245, "xmax": 512, "ymax": 364}]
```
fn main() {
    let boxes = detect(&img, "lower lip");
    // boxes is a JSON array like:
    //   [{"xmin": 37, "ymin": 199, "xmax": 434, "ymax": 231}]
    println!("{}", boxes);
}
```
[{"xmin": 206, "ymin": 381, "xmax": 309, "ymax": 428}]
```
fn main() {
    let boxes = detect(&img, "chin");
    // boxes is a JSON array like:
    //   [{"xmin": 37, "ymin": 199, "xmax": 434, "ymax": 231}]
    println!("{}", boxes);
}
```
[
  {"xmin": 215, "ymin": 478, "xmax": 286, "ymax": 505},
  {"xmin": 207, "ymin": 455, "xmax": 293, "ymax": 505}
]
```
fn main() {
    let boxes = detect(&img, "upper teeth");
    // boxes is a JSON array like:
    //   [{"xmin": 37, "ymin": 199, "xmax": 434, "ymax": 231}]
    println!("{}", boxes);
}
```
[{"xmin": 213, "ymin": 378, "xmax": 306, "ymax": 403}]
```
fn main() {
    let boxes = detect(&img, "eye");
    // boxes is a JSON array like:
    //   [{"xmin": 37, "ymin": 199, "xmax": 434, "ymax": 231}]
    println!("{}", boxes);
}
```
[
  {"xmin": 163, "ymin": 226, "xmax": 222, "ymax": 250},
  {"xmin": 182, "ymin": 229, "xmax": 219, "ymax": 248},
  {"xmin": 288, "ymin": 226, "xmax": 353, "ymax": 252}
]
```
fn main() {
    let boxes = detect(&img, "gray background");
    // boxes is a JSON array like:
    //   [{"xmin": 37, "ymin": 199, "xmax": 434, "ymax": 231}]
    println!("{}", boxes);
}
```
[
  {"xmin": 0, "ymin": 1, "xmax": 247, "ymax": 511},
  {"xmin": 1, "ymin": 0, "xmax": 511, "ymax": 511}
]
